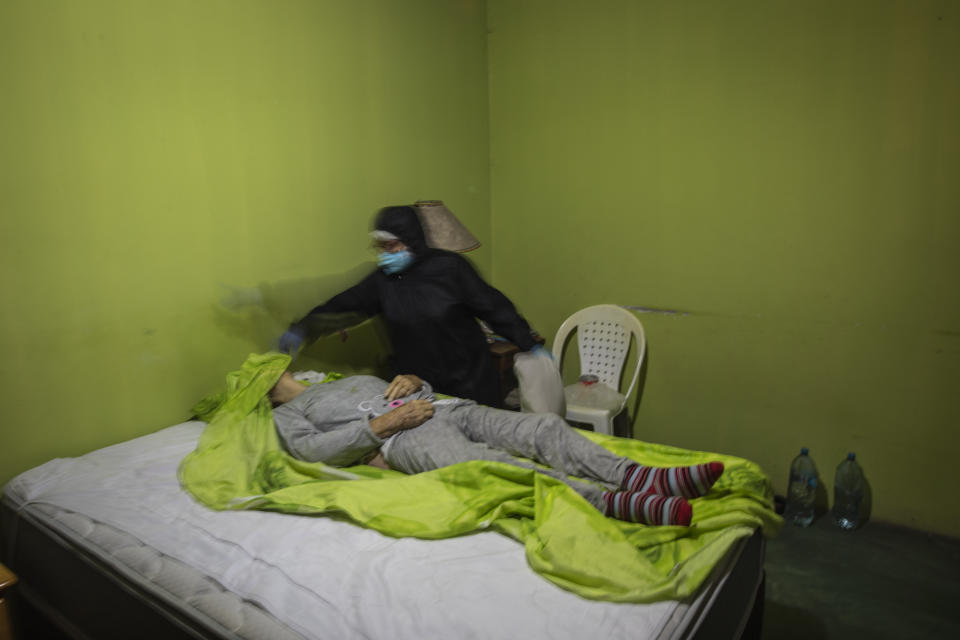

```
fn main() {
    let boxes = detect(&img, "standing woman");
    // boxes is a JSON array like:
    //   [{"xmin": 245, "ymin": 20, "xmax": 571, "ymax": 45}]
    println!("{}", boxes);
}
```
[{"xmin": 278, "ymin": 205, "xmax": 538, "ymax": 407}]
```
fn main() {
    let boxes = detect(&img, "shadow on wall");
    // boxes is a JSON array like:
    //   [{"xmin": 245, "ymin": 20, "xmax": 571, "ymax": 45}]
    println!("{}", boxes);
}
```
[
  {"xmin": 211, "ymin": 263, "xmax": 393, "ymax": 375},
  {"xmin": 626, "ymin": 343, "xmax": 649, "ymax": 435}
]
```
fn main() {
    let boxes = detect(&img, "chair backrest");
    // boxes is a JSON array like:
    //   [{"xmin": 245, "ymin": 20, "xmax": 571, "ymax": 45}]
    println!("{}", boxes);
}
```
[{"xmin": 552, "ymin": 305, "xmax": 646, "ymax": 412}]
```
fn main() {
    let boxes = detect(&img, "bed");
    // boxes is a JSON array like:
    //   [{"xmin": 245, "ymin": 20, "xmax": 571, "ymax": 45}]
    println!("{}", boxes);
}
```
[{"xmin": 1, "ymin": 371, "xmax": 778, "ymax": 640}]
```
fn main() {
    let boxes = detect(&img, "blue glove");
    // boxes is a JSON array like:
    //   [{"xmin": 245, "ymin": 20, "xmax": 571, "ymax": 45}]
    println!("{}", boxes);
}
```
[
  {"xmin": 531, "ymin": 343, "xmax": 554, "ymax": 360},
  {"xmin": 277, "ymin": 329, "xmax": 305, "ymax": 355}
]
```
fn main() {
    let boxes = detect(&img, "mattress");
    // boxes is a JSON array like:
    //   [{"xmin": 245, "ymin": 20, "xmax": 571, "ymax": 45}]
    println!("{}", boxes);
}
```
[{"xmin": 1, "ymin": 422, "xmax": 765, "ymax": 640}]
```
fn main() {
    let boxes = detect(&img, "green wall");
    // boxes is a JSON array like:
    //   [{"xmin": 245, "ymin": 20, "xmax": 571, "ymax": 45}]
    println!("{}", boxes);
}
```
[
  {"xmin": 2, "ymin": 0, "xmax": 958, "ymax": 539},
  {"xmin": 0, "ymin": 0, "xmax": 491, "ymax": 485},
  {"xmin": 488, "ymin": 0, "xmax": 960, "ymax": 536}
]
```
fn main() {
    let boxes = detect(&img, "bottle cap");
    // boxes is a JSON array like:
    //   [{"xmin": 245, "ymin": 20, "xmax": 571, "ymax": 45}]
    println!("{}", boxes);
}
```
[
  {"xmin": 578, "ymin": 374, "xmax": 599, "ymax": 386},
  {"xmin": 800, "ymin": 447, "xmax": 809, "ymax": 455},
  {"xmin": 847, "ymin": 452, "xmax": 856, "ymax": 460}
]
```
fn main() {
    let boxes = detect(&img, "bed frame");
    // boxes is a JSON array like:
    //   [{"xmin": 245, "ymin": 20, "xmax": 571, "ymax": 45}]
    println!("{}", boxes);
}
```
[
  {"xmin": 1, "ymin": 497, "xmax": 765, "ymax": 640},
  {"xmin": 1, "ymin": 500, "xmax": 301, "ymax": 640}
]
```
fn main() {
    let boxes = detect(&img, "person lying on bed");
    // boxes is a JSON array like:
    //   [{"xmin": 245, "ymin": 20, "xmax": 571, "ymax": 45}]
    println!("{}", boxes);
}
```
[{"xmin": 269, "ymin": 371, "xmax": 725, "ymax": 527}]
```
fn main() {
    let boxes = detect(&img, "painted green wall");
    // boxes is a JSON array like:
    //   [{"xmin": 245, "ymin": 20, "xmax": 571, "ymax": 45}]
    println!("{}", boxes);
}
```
[
  {"xmin": 488, "ymin": 1, "xmax": 960, "ymax": 536},
  {"xmin": 2, "ymin": 0, "xmax": 958, "ymax": 539},
  {"xmin": 0, "ymin": 1, "xmax": 491, "ymax": 486}
]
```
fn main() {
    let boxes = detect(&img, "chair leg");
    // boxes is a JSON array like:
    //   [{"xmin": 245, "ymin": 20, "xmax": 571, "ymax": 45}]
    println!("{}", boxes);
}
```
[
  {"xmin": 593, "ymin": 415, "xmax": 614, "ymax": 436},
  {"xmin": 611, "ymin": 410, "xmax": 633, "ymax": 439}
]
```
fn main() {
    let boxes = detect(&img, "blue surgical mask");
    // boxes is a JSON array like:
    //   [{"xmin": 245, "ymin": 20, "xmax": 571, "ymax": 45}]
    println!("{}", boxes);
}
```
[{"xmin": 378, "ymin": 249, "xmax": 414, "ymax": 274}]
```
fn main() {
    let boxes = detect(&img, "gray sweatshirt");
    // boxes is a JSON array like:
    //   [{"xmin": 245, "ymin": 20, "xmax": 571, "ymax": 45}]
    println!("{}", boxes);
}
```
[{"xmin": 272, "ymin": 375, "xmax": 435, "ymax": 466}]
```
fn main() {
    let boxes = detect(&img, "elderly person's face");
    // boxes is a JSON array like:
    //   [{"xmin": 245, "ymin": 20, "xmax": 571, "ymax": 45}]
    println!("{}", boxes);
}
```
[{"xmin": 269, "ymin": 371, "xmax": 307, "ymax": 406}]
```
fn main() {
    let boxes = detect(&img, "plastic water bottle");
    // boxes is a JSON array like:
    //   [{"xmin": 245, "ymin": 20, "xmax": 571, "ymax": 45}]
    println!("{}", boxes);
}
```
[
  {"xmin": 832, "ymin": 452, "xmax": 864, "ymax": 530},
  {"xmin": 784, "ymin": 448, "xmax": 818, "ymax": 527}
]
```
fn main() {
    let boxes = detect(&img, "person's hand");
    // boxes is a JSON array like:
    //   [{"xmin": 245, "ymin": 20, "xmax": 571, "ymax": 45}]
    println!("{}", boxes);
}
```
[
  {"xmin": 370, "ymin": 399, "xmax": 434, "ymax": 437},
  {"xmin": 390, "ymin": 399, "xmax": 434, "ymax": 429},
  {"xmin": 385, "ymin": 374, "xmax": 424, "ymax": 400},
  {"xmin": 530, "ymin": 343, "xmax": 554, "ymax": 360},
  {"xmin": 277, "ymin": 329, "xmax": 305, "ymax": 355}
]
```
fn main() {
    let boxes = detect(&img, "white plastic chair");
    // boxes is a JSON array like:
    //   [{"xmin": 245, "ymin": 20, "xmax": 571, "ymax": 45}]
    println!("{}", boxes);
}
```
[{"xmin": 551, "ymin": 305, "xmax": 646, "ymax": 436}]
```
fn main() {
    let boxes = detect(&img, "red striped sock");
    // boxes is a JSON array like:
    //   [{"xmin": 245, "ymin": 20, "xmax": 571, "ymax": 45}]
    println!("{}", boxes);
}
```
[
  {"xmin": 603, "ymin": 491, "xmax": 693, "ymax": 526},
  {"xmin": 620, "ymin": 462, "xmax": 724, "ymax": 498}
]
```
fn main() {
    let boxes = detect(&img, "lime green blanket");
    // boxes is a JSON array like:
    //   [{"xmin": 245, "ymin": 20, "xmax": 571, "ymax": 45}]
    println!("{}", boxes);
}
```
[{"xmin": 179, "ymin": 352, "xmax": 781, "ymax": 603}]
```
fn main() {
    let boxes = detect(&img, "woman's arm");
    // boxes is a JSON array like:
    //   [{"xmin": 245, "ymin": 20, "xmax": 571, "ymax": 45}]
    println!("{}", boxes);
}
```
[
  {"xmin": 454, "ymin": 256, "xmax": 537, "ymax": 350},
  {"xmin": 290, "ymin": 272, "xmax": 383, "ymax": 339}
]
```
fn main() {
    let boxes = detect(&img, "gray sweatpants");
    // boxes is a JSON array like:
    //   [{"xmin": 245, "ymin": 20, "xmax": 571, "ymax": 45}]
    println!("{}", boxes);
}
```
[{"xmin": 382, "ymin": 403, "xmax": 631, "ymax": 510}]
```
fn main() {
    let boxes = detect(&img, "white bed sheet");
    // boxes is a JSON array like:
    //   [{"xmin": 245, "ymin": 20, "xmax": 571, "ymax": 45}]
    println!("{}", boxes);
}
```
[{"xmin": 4, "ymin": 422, "xmax": 725, "ymax": 640}]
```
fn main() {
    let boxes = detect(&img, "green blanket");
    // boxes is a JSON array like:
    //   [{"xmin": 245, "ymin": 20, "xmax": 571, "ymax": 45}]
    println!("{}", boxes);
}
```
[{"xmin": 179, "ymin": 352, "xmax": 781, "ymax": 603}]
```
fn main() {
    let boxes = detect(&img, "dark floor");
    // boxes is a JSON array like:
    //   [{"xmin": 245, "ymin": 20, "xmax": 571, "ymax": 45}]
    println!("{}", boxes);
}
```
[{"xmin": 761, "ymin": 514, "xmax": 960, "ymax": 640}]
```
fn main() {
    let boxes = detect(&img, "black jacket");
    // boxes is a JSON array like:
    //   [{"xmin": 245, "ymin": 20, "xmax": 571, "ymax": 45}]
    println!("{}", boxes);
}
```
[{"xmin": 293, "ymin": 207, "xmax": 535, "ymax": 407}]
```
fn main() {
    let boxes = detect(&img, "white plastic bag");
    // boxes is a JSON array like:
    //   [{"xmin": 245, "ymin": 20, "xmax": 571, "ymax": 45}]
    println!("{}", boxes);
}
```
[
  {"xmin": 564, "ymin": 375, "xmax": 624, "ymax": 412},
  {"xmin": 513, "ymin": 349, "xmax": 566, "ymax": 416}
]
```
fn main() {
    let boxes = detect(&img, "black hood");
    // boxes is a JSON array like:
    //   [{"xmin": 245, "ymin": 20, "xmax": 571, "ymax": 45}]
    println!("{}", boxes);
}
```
[{"xmin": 373, "ymin": 205, "xmax": 429, "ymax": 256}]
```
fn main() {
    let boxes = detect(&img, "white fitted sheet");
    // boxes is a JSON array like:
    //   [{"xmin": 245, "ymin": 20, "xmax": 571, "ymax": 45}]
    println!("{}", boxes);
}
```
[{"xmin": 3, "ymin": 422, "xmax": 742, "ymax": 640}]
